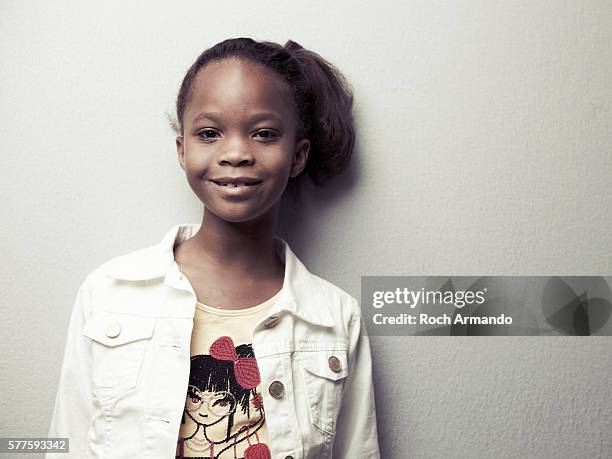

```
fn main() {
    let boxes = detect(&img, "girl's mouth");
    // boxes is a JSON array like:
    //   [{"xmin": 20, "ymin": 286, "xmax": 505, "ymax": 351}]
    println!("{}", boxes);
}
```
[
  {"xmin": 209, "ymin": 180, "xmax": 263, "ymax": 197},
  {"xmin": 210, "ymin": 180, "xmax": 262, "ymax": 187}
]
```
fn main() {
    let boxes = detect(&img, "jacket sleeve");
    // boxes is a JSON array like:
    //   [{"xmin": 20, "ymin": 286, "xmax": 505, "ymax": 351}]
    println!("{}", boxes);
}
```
[
  {"xmin": 46, "ymin": 278, "xmax": 93, "ymax": 459},
  {"xmin": 332, "ymin": 297, "xmax": 381, "ymax": 458}
]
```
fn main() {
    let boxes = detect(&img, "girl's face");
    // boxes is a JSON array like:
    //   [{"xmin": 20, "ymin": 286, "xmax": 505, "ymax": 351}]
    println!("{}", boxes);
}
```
[
  {"xmin": 185, "ymin": 387, "xmax": 236, "ymax": 427},
  {"xmin": 176, "ymin": 58, "xmax": 309, "ymax": 224}
]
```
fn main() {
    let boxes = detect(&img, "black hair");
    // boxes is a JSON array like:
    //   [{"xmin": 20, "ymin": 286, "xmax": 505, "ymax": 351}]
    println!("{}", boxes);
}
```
[{"xmin": 170, "ymin": 37, "xmax": 355, "ymax": 202}]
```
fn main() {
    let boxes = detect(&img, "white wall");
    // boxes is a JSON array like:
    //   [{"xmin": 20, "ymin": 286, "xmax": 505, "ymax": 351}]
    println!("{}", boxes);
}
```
[{"xmin": 1, "ymin": 1, "xmax": 611, "ymax": 457}]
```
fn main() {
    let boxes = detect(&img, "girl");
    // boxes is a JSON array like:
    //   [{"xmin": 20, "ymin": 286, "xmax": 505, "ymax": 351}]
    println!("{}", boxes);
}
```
[{"xmin": 47, "ymin": 37, "xmax": 380, "ymax": 459}]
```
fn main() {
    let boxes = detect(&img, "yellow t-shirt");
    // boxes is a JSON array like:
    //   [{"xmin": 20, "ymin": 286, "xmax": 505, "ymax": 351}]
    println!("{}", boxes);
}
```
[{"xmin": 175, "ymin": 289, "xmax": 281, "ymax": 459}]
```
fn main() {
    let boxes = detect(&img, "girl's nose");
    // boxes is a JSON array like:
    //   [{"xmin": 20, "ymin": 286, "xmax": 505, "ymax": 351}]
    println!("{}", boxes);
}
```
[{"xmin": 218, "ymin": 137, "xmax": 255, "ymax": 166}]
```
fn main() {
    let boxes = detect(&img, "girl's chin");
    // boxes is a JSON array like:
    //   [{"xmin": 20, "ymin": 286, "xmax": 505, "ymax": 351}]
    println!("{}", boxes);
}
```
[{"xmin": 205, "ymin": 205, "xmax": 269, "ymax": 225}]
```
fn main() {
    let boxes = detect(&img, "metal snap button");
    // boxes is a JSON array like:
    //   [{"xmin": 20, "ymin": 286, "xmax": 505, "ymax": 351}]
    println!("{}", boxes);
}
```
[
  {"xmin": 105, "ymin": 321, "xmax": 122, "ymax": 338},
  {"xmin": 263, "ymin": 315, "xmax": 280, "ymax": 328},
  {"xmin": 268, "ymin": 380, "xmax": 285, "ymax": 399},
  {"xmin": 328, "ymin": 355, "xmax": 342, "ymax": 373}
]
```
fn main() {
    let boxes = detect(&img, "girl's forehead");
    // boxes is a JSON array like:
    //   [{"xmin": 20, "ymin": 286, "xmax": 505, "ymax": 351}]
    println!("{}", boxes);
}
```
[
  {"xmin": 187, "ymin": 59, "xmax": 294, "ymax": 122},
  {"xmin": 195, "ymin": 58, "xmax": 286, "ymax": 89}
]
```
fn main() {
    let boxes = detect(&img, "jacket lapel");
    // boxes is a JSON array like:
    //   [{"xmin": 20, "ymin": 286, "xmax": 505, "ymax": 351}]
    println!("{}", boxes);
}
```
[{"xmin": 100, "ymin": 223, "xmax": 336, "ymax": 327}]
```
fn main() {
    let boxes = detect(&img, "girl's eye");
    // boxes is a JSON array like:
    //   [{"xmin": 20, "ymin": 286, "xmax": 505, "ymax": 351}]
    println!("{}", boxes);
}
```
[
  {"xmin": 197, "ymin": 129, "xmax": 220, "ymax": 141},
  {"xmin": 213, "ymin": 397, "xmax": 230, "ymax": 407},
  {"xmin": 254, "ymin": 129, "xmax": 279, "ymax": 141},
  {"xmin": 197, "ymin": 129, "xmax": 279, "ymax": 142}
]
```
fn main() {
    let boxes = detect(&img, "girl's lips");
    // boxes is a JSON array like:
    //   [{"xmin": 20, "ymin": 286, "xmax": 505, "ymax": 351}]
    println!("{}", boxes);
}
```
[{"xmin": 209, "ymin": 180, "xmax": 262, "ymax": 198}]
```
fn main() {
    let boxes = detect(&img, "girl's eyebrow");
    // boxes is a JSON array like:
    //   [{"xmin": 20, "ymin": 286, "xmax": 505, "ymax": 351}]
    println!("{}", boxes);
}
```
[{"xmin": 192, "ymin": 111, "xmax": 284, "ymax": 126}]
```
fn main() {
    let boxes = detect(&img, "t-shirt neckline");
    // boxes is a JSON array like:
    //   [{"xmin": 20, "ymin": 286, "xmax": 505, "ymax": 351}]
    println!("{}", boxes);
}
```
[{"xmin": 195, "ymin": 288, "xmax": 282, "ymax": 316}]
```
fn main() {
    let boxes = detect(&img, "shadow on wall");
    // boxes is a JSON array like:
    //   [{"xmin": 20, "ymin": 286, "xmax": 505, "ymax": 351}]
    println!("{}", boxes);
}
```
[{"xmin": 277, "ymin": 136, "xmax": 362, "ymax": 248}]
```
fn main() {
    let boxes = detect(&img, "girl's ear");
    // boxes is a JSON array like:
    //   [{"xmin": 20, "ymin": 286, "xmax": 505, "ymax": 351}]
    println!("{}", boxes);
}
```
[
  {"xmin": 290, "ymin": 138, "xmax": 310, "ymax": 178},
  {"xmin": 176, "ymin": 135, "xmax": 185, "ymax": 171}
]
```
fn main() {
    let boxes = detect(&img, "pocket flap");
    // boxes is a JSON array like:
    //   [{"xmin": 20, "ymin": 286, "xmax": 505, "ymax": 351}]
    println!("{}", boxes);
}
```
[
  {"xmin": 301, "ymin": 350, "xmax": 348, "ymax": 381},
  {"xmin": 82, "ymin": 311, "xmax": 155, "ymax": 347}
]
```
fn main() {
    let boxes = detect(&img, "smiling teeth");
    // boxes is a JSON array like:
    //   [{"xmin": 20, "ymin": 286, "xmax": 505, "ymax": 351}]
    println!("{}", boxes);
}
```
[{"xmin": 215, "ymin": 181, "xmax": 259, "ymax": 187}]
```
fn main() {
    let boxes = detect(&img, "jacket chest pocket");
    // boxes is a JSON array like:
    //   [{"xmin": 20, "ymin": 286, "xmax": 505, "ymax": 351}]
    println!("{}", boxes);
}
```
[
  {"xmin": 299, "ymin": 350, "xmax": 349, "ymax": 437},
  {"xmin": 82, "ymin": 311, "xmax": 156, "ymax": 401}
]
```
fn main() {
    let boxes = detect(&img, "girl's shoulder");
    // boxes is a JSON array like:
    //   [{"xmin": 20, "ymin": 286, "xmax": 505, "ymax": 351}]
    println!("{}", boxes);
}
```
[
  {"xmin": 75, "ymin": 240, "xmax": 169, "ymax": 301},
  {"xmin": 89, "ymin": 242, "xmax": 171, "ymax": 283},
  {"xmin": 308, "ymin": 272, "xmax": 362, "ymax": 324},
  {"xmin": 84, "ymin": 224, "xmax": 195, "ymax": 285}
]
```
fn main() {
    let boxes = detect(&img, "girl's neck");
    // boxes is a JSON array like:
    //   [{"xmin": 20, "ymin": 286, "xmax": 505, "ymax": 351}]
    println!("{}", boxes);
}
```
[{"xmin": 187, "ymin": 206, "xmax": 280, "ymax": 270}]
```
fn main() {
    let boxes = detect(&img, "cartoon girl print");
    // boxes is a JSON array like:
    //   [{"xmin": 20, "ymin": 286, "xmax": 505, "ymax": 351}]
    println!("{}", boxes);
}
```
[{"xmin": 176, "ymin": 336, "xmax": 271, "ymax": 459}]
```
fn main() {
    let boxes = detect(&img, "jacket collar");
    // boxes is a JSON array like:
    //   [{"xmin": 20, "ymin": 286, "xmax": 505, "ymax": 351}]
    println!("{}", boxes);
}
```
[{"xmin": 100, "ymin": 223, "xmax": 336, "ymax": 327}]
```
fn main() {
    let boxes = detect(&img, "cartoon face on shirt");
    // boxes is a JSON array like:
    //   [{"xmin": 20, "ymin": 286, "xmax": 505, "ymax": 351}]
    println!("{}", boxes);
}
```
[
  {"xmin": 185, "ymin": 386, "xmax": 237, "ymax": 427},
  {"xmin": 177, "ymin": 337, "xmax": 270, "ymax": 458}
]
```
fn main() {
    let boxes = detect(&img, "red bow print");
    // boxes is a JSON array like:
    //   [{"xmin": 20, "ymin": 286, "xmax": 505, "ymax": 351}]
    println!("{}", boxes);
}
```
[{"xmin": 209, "ymin": 336, "xmax": 261, "ymax": 390}]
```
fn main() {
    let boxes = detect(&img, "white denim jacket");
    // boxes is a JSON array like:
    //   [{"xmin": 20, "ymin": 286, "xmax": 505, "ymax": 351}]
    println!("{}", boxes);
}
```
[{"xmin": 47, "ymin": 223, "xmax": 380, "ymax": 459}]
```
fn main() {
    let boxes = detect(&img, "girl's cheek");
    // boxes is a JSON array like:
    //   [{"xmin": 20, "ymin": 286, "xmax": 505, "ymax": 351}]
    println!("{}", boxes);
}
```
[{"xmin": 184, "ymin": 156, "xmax": 210, "ymax": 175}]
